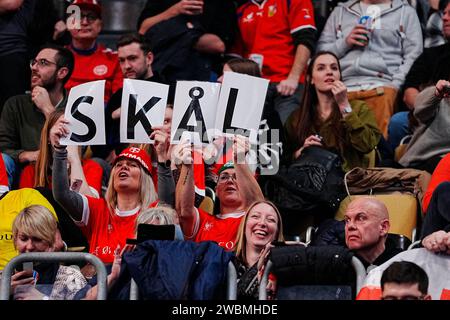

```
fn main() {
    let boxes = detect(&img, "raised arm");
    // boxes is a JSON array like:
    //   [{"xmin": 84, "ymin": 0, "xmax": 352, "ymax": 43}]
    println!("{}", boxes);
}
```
[
  {"xmin": 50, "ymin": 118, "xmax": 85, "ymax": 221},
  {"xmin": 174, "ymin": 141, "xmax": 196, "ymax": 238},
  {"xmin": 233, "ymin": 135, "xmax": 264, "ymax": 208},
  {"xmin": 151, "ymin": 126, "xmax": 175, "ymax": 206}
]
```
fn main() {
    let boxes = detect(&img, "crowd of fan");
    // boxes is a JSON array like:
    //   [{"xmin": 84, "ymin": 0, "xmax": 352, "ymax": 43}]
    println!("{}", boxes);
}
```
[{"xmin": 0, "ymin": 0, "xmax": 449, "ymax": 300}]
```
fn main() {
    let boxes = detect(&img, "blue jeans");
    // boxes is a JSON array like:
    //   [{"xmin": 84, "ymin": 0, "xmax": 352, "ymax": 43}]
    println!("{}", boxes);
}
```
[
  {"xmin": 1, "ymin": 153, "xmax": 19, "ymax": 189},
  {"xmin": 387, "ymin": 111, "xmax": 411, "ymax": 151}
]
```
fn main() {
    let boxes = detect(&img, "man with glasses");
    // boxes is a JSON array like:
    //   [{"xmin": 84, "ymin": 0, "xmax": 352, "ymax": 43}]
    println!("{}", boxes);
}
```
[
  {"xmin": 381, "ymin": 261, "xmax": 431, "ymax": 300},
  {"xmin": 175, "ymin": 136, "xmax": 265, "ymax": 251},
  {"xmin": 0, "ymin": 44, "xmax": 74, "ymax": 189},
  {"xmin": 65, "ymin": 0, "xmax": 122, "ymax": 103}
]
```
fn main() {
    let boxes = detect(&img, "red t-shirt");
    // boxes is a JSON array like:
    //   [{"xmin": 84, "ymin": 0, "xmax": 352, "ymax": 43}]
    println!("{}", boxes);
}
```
[
  {"xmin": 65, "ymin": 44, "xmax": 123, "ymax": 103},
  {"xmin": 80, "ymin": 197, "xmax": 158, "ymax": 263},
  {"xmin": 193, "ymin": 208, "xmax": 245, "ymax": 251},
  {"xmin": 19, "ymin": 159, "xmax": 103, "ymax": 196},
  {"xmin": 235, "ymin": 0, "xmax": 316, "ymax": 83}
]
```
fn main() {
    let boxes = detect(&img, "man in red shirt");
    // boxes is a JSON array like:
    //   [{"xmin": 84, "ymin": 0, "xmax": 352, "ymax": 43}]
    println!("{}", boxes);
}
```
[
  {"xmin": 65, "ymin": 0, "xmax": 123, "ymax": 103},
  {"xmin": 233, "ymin": 0, "xmax": 317, "ymax": 124},
  {"xmin": 176, "ymin": 135, "xmax": 264, "ymax": 251}
]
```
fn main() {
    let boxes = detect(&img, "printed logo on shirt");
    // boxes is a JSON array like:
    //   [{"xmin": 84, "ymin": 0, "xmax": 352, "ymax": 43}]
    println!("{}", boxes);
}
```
[
  {"xmin": 218, "ymin": 241, "xmax": 235, "ymax": 250},
  {"xmin": 243, "ymin": 12, "xmax": 254, "ymax": 23},
  {"xmin": 204, "ymin": 221, "xmax": 213, "ymax": 231},
  {"xmin": 302, "ymin": 8, "xmax": 311, "ymax": 19},
  {"xmin": 268, "ymin": 5, "xmax": 277, "ymax": 17},
  {"xmin": 93, "ymin": 64, "xmax": 108, "ymax": 76}
]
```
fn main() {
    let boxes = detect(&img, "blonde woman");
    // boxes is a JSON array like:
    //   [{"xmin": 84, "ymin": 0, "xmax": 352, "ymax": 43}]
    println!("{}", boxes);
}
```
[
  {"xmin": 11, "ymin": 205, "xmax": 87, "ymax": 300},
  {"xmin": 50, "ymin": 117, "xmax": 174, "ymax": 264},
  {"xmin": 234, "ymin": 200, "xmax": 284, "ymax": 300}
]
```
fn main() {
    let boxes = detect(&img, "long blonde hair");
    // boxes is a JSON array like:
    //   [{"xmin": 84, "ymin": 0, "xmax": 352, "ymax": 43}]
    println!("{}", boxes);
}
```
[
  {"xmin": 104, "ymin": 164, "xmax": 157, "ymax": 212},
  {"xmin": 12, "ymin": 205, "xmax": 57, "ymax": 249},
  {"xmin": 234, "ymin": 200, "xmax": 284, "ymax": 266}
]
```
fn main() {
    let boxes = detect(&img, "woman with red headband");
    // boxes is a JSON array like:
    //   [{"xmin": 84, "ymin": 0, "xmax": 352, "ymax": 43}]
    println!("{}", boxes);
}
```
[{"xmin": 50, "ymin": 117, "xmax": 174, "ymax": 264}]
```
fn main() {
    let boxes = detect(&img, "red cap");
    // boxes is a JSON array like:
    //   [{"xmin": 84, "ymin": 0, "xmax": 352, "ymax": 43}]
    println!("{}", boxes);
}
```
[
  {"xmin": 71, "ymin": 0, "xmax": 102, "ymax": 17},
  {"xmin": 114, "ymin": 147, "xmax": 152, "ymax": 175}
]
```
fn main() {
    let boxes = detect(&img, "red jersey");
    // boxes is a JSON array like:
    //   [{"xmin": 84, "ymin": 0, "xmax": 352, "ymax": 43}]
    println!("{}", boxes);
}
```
[
  {"xmin": 423, "ymin": 153, "xmax": 450, "ymax": 213},
  {"xmin": 193, "ymin": 208, "xmax": 245, "ymax": 251},
  {"xmin": 0, "ymin": 155, "xmax": 8, "ymax": 195},
  {"xmin": 235, "ymin": 0, "xmax": 316, "ymax": 83},
  {"xmin": 19, "ymin": 159, "xmax": 103, "ymax": 197},
  {"xmin": 65, "ymin": 44, "xmax": 123, "ymax": 103},
  {"xmin": 80, "ymin": 197, "xmax": 159, "ymax": 263}
]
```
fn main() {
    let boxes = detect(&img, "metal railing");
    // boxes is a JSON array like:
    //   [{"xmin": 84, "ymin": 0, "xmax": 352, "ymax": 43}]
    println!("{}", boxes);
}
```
[
  {"xmin": 0, "ymin": 252, "xmax": 107, "ymax": 300},
  {"xmin": 259, "ymin": 256, "xmax": 366, "ymax": 300}
]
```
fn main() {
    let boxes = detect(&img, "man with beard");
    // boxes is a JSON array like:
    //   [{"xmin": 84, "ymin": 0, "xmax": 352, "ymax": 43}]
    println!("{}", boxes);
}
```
[{"xmin": 0, "ymin": 44, "xmax": 74, "ymax": 188}]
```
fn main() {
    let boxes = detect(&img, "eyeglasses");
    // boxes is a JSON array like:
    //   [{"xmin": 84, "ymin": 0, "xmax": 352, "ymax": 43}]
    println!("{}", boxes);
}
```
[
  {"xmin": 218, "ymin": 173, "xmax": 237, "ymax": 183},
  {"xmin": 70, "ymin": 12, "xmax": 99, "ymax": 23},
  {"xmin": 381, "ymin": 295, "xmax": 426, "ymax": 300},
  {"xmin": 30, "ymin": 58, "xmax": 58, "ymax": 68}
]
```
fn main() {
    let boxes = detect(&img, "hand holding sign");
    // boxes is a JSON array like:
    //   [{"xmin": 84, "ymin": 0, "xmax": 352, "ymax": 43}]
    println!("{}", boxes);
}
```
[
  {"xmin": 233, "ymin": 135, "xmax": 250, "ymax": 164},
  {"xmin": 50, "ymin": 116, "xmax": 70, "ymax": 149},
  {"xmin": 150, "ymin": 126, "xmax": 170, "ymax": 162},
  {"xmin": 172, "ymin": 139, "xmax": 193, "ymax": 168}
]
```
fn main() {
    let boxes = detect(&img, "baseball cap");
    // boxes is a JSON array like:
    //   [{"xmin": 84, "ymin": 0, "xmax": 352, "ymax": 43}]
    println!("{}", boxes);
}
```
[
  {"xmin": 114, "ymin": 147, "xmax": 152, "ymax": 175},
  {"xmin": 217, "ymin": 161, "xmax": 234, "ymax": 175},
  {"xmin": 71, "ymin": 0, "xmax": 102, "ymax": 17}
]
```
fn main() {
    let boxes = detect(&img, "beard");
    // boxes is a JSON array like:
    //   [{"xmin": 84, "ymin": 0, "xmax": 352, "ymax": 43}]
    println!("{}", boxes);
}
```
[{"xmin": 31, "ymin": 71, "xmax": 58, "ymax": 91}]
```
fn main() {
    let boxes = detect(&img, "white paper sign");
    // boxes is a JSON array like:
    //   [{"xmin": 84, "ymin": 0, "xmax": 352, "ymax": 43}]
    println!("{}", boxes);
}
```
[
  {"xmin": 120, "ymin": 79, "xmax": 169, "ymax": 143},
  {"xmin": 61, "ymin": 80, "xmax": 106, "ymax": 145},
  {"xmin": 171, "ymin": 81, "xmax": 221, "ymax": 146},
  {"xmin": 215, "ymin": 72, "xmax": 269, "ymax": 144}
]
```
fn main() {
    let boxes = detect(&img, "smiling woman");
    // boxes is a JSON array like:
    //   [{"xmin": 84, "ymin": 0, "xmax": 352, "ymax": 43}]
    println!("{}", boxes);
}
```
[{"xmin": 233, "ymin": 200, "xmax": 284, "ymax": 300}]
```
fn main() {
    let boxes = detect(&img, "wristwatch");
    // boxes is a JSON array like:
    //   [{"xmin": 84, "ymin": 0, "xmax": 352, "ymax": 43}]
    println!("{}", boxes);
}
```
[{"xmin": 342, "ymin": 105, "xmax": 353, "ymax": 114}]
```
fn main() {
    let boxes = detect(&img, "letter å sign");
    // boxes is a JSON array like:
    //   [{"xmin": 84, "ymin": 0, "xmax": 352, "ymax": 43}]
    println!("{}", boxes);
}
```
[
  {"xmin": 61, "ymin": 80, "xmax": 106, "ymax": 145},
  {"xmin": 171, "ymin": 81, "xmax": 220, "ymax": 146}
]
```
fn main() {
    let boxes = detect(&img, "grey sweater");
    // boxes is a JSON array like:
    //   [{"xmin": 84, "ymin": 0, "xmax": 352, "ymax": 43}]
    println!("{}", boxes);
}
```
[
  {"xmin": 399, "ymin": 86, "xmax": 450, "ymax": 167},
  {"xmin": 318, "ymin": 0, "xmax": 423, "ymax": 89}
]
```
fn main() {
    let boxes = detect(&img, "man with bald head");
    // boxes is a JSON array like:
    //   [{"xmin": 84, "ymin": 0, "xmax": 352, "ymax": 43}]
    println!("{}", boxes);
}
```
[{"xmin": 343, "ymin": 197, "xmax": 402, "ymax": 270}]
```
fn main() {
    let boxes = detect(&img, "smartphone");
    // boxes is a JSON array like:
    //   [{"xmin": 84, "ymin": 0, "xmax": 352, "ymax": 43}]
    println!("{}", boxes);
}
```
[
  {"xmin": 16, "ymin": 262, "xmax": 33, "ymax": 272},
  {"xmin": 136, "ymin": 224, "xmax": 175, "ymax": 243}
]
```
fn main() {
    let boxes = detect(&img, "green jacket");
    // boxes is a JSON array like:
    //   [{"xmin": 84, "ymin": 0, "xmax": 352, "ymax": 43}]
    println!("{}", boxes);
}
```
[
  {"xmin": 0, "ymin": 93, "xmax": 67, "ymax": 162},
  {"xmin": 284, "ymin": 100, "xmax": 381, "ymax": 172}
]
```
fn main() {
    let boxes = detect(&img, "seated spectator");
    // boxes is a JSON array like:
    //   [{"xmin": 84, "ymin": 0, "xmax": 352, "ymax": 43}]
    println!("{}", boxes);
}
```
[
  {"xmin": 344, "ymin": 197, "xmax": 403, "ymax": 271},
  {"xmin": 10, "ymin": 205, "xmax": 87, "ymax": 300},
  {"xmin": 388, "ymin": 0, "xmax": 450, "ymax": 151},
  {"xmin": 399, "ymin": 80, "xmax": 450, "ymax": 173},
  {"xmin": 381, "ymin": 261, "xmax": 431, "ymax": 300},
  {"xmin": 0, "ymin": 44, "xmax": 74, "ymax": 188},
  {"xmin": 134, "ymin": 205, "xmax": 184, "ymax": 241},
  {"xmin": 318, "ymin": 0, "xmax": 422, "ymax": 138},
  {"xmin": 175, "ymin": 135, "xmax": 264, "ymax": 251},
  {"xmin": 65, "ymin": 0, "xmax": 122, "ymax": 103},
  {"xmin": 234, "ymin": 200, "xmax": 284, "ymax": 300},
  {"xmin": 19, "ymin": 109, "xmax": 102, "ymax": 197},
  {"xmin": 311, "ymin": 197, "xmax": 403, "ymax": 271},
  {"xmin": 285, "ymin": 51, "xmax": 381, "ymax": 172},
  {"xmin": 50, "ymin": 118, "xmax": 174, "ymax": 264},
  {"xmin": 0, "ymin": 189, "xmax": 58, "ymax": 270},
  {"xmin": 422, "ymin": 152, "xmax": 450, "ymax": 214}
]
